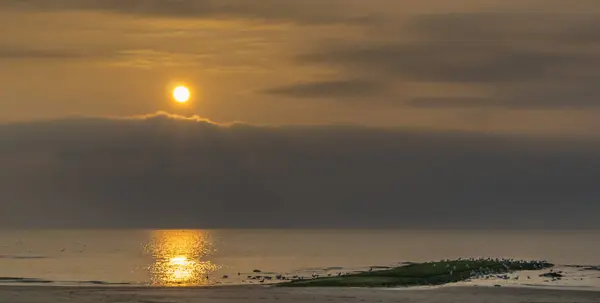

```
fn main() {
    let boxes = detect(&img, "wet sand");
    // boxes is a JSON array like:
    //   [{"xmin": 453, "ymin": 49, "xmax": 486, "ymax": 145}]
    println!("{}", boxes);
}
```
[{"xmin": 1, "ymin": 285, "xmax": 599, "ymax": 303}]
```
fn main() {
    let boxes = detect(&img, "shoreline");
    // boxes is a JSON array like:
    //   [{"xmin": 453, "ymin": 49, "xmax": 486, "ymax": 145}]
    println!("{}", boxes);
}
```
[
  {"xmin": 1, "ymin": 284, "xmax": 599, "ymax": 303},
  {"xmin": 1, "ymin": 283, "xmax": 599, "ymax": 293},
  {"xmin": 1, "ymin": 281, "xmax": 599, "ymax": 293}
]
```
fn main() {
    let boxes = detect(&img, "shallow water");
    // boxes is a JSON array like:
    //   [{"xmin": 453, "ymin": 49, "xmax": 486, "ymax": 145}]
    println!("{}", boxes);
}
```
[{"xmin": 0, "ymin": 230, "xmax": 598, "ymax": 287}]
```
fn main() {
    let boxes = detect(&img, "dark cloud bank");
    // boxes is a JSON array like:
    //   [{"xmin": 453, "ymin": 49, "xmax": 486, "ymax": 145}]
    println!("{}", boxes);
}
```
[{"xmin": 1, "ymin": 113, "xmax": 599, "ymax": 229}]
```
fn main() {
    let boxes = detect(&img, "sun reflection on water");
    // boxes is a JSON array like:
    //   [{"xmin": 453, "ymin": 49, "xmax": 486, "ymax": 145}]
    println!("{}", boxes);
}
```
[{"xmin": 146, "ymin": 230, "xmax": 219, "ymax": 286}]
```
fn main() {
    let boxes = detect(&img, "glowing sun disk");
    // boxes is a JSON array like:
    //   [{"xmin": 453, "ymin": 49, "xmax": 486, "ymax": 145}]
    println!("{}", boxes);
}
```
[{"xmin": 173, "ymin": 86, "xmax": 190, "ymax": 103}]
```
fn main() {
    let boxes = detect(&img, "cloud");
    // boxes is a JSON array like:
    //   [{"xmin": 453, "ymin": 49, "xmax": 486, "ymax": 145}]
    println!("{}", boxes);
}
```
[
  {"xmin": 409, "ymin": 97, "xmax": 495, "ymax": 108},
  {"xmin": 108, "ymin": 49, "xmax": 207, "ymax": 69},
  {"xmin": 0, "ymin": 45, "xmax": 267, "ymax": 72},
  {"xmin": 296, "ymin": 11, "xmax": 600, "ymax": 108},
  {"xmin": 262, "ymin": 79, "xmax": 386, "ymax": 99},
  {"xmin": 2, "ymin": 0, "xmax": 377, "ymax": 25},
  {"xmin": 0, "ymin": 46, "xmax": 88, "ymax": 60},
  {"xmin": 1, "ymin": 113, "xmax": 600, "ymax": 229},
  {"xmin": 300, "ymin": 42, "xmax": 571, "ymax": 84}
]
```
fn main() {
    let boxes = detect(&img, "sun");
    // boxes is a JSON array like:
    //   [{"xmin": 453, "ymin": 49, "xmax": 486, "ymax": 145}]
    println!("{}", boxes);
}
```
[{"xmin": 173, "ymin": 86, "xmax": 190, "ymax": 103}]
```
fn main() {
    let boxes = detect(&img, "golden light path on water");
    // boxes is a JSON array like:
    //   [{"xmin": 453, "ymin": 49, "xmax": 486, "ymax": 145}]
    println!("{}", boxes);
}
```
[{"xmin": 146, "ymin": 230, "xmax": 219, "ymax": 286}]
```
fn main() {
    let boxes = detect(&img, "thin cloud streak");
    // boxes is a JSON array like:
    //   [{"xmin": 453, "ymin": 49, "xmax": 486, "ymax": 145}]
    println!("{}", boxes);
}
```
[
  {"xmin": 0, "ymin": 47, "xmax": 88, "ymax": 60},
  {"xmin": 1, "ymin": 0, "xmax": 379, "ymax": 25},
  {"xmin": 262, "ymin": 79, "xmax": 387, "ymax": 99}
]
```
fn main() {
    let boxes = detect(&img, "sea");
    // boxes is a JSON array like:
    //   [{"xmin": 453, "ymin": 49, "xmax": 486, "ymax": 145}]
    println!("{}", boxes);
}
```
[{"xmin": 0, "ymin": 230, "xmax": 599, "ymax": 287}]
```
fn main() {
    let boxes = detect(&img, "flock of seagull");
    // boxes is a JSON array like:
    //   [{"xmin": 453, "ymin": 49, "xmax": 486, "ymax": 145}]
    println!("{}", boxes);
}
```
[
  {"xmin": 217, "ymin": 269, "xmax": 348, "ymax": 284},
  {"xmin": 433, "ymin": 258, "xmax": 554, "ymax": 281},
  {"xmin": 212, "ymin": 257, "xmax": 555, "ymax": 285}
]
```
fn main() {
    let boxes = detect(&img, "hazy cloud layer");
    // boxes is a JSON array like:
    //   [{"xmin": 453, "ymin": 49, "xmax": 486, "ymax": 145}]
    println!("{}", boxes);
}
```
[
  {"xmin": 5, "ymin": 0, "xmax": 600, "ymax": 115},
  {"xmin": 289, "ymin": 12, "xmax": 600, "ymax": 108},
  {"xmin": 1, "ymin": 114, "xmax": 599, "ymax": 229}
]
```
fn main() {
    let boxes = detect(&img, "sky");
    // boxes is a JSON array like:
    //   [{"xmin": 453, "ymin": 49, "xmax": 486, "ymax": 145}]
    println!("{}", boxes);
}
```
[{"xmin": 1, "ymin": 0, "xmax": 600, "ymax": 228}]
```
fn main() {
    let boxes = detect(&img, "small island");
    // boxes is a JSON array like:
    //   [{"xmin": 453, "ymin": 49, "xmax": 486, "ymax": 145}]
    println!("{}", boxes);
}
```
[{"xmin": 279, "ymin": 258, "xmax": 553, "ymax": 287}]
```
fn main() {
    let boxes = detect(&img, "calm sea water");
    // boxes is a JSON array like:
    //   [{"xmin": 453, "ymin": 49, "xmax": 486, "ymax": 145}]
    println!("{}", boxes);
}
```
[{"xmin": 0, "ymin": 230, "xmax": 598, "ymax": 286}]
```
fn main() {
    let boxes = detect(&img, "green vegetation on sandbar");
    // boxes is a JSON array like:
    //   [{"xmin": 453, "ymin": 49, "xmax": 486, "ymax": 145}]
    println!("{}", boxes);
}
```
[{"xmin": 279, "ymin": 258, "xmax": 553, "ymax": 287}]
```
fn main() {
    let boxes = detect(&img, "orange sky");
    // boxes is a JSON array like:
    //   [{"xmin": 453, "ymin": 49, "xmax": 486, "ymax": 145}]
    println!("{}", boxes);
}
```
[{"xmin": 2, "ymin": 0, "xmax": 600, "ymax": 135}]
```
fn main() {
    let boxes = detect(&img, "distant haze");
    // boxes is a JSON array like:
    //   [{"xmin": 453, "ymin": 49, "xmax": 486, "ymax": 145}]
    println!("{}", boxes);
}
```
[{"xmin": 1, "ymin": 113, "xmax": 599, "ymax": 229}]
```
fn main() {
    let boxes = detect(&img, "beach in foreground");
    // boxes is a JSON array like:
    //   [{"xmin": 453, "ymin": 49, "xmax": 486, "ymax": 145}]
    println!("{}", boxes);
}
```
[{"xmin": 2, "ymin": 285, "xmax": 599, "ymax": 303}]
